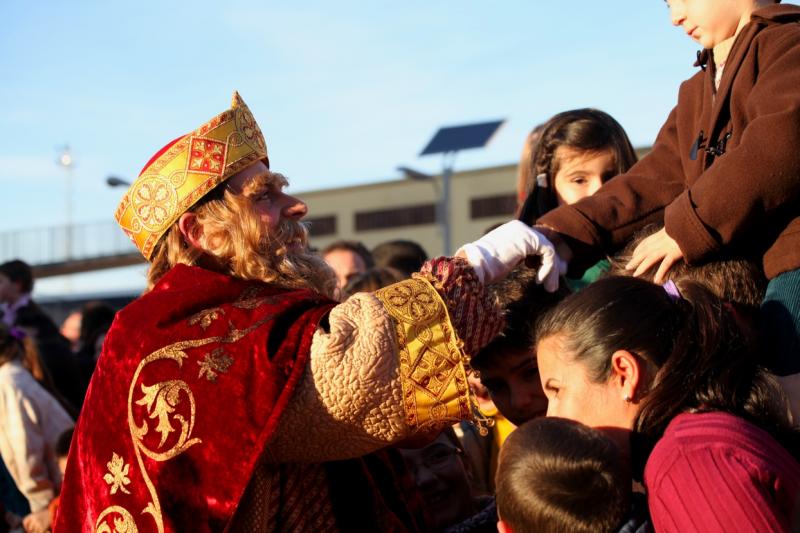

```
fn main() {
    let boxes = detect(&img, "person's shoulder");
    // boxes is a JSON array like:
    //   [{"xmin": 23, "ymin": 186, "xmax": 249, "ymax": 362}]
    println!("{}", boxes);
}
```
[
  {"xmin": 0, "ymin": 359, "xmax": 31, "ymax": 384},
  {"xmin": 0, "ymin": 360, "xmax": 44, "ymax": 400},
  {"xmin": 751, "ymin": 3, "xmax": 800, "ymax": 27},
  {"xmin": 656, "ymin": 411, "xmax": 773, "ymax": 451},
  {"xmin": 676, "ymin": 66, "xmax": 706, "ymax": 103},
  {"xmin": 751, "ymin": 7, "xmax": 800, "ymax": 55},
  {"xmin": 646, "ymin": 412, "xmax": 798, "ymax": 484}
]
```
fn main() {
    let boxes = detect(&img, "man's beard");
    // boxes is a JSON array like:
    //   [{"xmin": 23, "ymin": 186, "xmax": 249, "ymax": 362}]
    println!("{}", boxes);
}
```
[{"xmin": 257, "ymin": 218, "xmax": 337, "ymax": 299}]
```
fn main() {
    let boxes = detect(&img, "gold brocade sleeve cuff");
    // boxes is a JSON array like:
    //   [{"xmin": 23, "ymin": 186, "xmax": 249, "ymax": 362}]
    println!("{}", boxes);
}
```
[{"xmin": 374, "ymin": 276, "xmax": 477, "ymax": 433}]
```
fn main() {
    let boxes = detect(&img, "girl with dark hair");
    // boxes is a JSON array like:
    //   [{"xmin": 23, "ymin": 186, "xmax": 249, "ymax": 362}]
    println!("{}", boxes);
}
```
[
  {"xmin": 517, "ymin": 109, "xmax": 638, "ymax": 290},
  {"xmin": 535, "ymin": 276, "xmax": 800, "ymax": 532}
]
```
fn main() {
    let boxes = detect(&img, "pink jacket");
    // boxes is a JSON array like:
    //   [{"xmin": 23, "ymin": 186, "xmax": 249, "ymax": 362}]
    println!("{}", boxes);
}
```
[{"xmin": 645, "ymin": 411, "xmax": 800, "ymax": 532}]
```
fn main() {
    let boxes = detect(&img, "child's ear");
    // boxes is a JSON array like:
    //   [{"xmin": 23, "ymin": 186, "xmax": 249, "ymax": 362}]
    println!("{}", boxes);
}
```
[{"xmin": 497, "ymin": 519, "xmax": 514, "ymax": 533}]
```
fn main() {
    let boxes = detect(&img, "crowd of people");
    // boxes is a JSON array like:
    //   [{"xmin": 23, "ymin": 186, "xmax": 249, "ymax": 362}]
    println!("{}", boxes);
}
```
[{"xmin": 1, "ymin": 0, "xmax": 799, "ymax": 531}]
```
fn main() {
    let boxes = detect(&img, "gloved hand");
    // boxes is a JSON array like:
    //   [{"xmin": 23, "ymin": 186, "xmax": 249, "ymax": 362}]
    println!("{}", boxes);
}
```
[{"xmin": 456, "ymin": 220, "xmax": 567, "ymax": 290}]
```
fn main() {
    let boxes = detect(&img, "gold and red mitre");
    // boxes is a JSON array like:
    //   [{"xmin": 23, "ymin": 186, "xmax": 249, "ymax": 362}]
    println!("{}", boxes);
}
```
[{"xmin": 115, "ymin": 91, "xmax": 269, "ymax": 260}]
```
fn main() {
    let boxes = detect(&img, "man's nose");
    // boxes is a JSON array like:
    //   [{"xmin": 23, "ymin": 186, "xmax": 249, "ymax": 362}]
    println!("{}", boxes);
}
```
[{"xmin": 283, "ymin": 195, "xmax": 308, "ymax": 220}]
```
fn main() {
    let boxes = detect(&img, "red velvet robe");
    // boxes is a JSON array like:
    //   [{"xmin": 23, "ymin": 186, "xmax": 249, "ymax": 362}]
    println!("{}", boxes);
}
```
[{"xmin": 54, "ymin": 265, "xmax": 336, "ymax": 532}]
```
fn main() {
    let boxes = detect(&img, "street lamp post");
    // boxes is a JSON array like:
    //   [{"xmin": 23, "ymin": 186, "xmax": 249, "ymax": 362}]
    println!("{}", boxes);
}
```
[
  {"xmin": 415, "ymin": 120, "xmax": 505, "ymax": 256},
  {"xmin": 57, "ymin": 145, "xmax": 75, "ymax": 260}
]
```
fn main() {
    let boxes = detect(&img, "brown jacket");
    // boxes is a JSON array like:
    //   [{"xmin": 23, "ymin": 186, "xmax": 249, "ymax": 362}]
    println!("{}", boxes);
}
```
[{"xmin": 539, "ymin": 4, "xmax": 800, "ymax": 280}]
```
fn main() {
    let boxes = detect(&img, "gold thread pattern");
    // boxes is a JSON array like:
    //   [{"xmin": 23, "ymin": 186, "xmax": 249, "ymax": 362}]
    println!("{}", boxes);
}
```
[
  {"xmin": 233, "ymin": 286, "xmax": 282, "ymax": 310},
  {"xmin": 95, "ymin": 286, "xmax": 276, "ymax": 532},
  {"xmin": 131, "ymin": 177, "xmax": 177, "ymax": 232},
  {"xmin": 188, "ymin": 307, "xmax": 225, "ymax": 330},
  {"xmin": 95, "ymin": 506, "xmax": 138, "ymax": 533},
  {"xmin": 374, "ymin": 278, "xmax": 473, "ymax": 431},
  {"xmin": 103, "ymin": 453, "xmax": 132, "ymax": 495},
  {"xmin": 187, "ymin": 137, "xmax": 227, "ymax": 175},
  {"xmin": 115, "ymin": 92, "xmax": 268, "ymax": 260},
  {"xmin": 197, "ymin": 348, "xmax": 234, "ymax": 382}
]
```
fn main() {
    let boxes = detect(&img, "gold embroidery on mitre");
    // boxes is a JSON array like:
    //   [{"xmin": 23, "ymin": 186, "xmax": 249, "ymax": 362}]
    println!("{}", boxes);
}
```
[
  {"xmin": 375, "ymin": 278, "xmax": 473, "ymax": 431},
  {"xmin": 115, "ymin": 91, "xmax": 269, "ymax": 260}
]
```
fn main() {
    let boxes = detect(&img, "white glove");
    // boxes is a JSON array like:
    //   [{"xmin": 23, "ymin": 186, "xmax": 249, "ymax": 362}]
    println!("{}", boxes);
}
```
[{"xmin": 456, "ymin": 220, "xmax": 567, "ymax": 291}]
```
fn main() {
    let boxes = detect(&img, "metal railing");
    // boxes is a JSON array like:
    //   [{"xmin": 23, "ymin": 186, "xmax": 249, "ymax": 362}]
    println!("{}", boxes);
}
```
[{"xmin": 0, "ymin": 221, "xmax": 137, "ymax": 265}]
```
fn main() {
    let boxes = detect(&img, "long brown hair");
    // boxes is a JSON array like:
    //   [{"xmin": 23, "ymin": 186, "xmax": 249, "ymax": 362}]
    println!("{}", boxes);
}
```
[
  {"xmin": 147, "ymin": 171, "xmax": 336, "ymax": 299},
  {"xmin": 535, "ymin": 276, "xmax": 798, "ymax": 459},
  {"xmin": 0, "ymin": 323, "xmax": 77, "ymax": 416},
  {"xmin": 518, "ymin": 109, "xmax": 638, "ymax": 224}
]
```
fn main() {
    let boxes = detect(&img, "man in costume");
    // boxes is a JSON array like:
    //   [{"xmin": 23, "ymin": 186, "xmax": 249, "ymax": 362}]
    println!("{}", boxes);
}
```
[{"xmin": 54, "ymin": 92, "xmax": 562, "ymax": 532}]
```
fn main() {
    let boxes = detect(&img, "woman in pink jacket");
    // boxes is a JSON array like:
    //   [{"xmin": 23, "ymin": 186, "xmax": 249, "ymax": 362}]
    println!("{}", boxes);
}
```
[{"xmin": 535, "ymin": 276, "xmax": 800, "ymax": 532}]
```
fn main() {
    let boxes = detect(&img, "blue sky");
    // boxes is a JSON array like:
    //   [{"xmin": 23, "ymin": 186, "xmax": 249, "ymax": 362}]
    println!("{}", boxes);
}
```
[{"xmin": 0, "ymin": 1, "xmax": 699, "ymax": 295}]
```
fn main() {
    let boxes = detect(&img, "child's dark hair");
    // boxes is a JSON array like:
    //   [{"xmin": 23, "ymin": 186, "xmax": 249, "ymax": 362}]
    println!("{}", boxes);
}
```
[
  {"xmin": 0, "ymin": 323, "xmax": 27, "ymax": 365},
  {"xmin": 536, "ymin": 276, "xmax": 798, "ymax": 464},
  {"xmin": 341, "ymin": 267, "xmax": 405, "ymax": 298},
  {"xmin": 321, "ymin": 240, "xmax": 375, "ymax": 268},
  {"xmin": 0, "ymin": 323, "xmax": 51, "ymax": 389},
  {"xmin": 519, "ymin": 109, "xmax": 638, "ymax": 224},
  {"xmin": 371, "ymin": 240, "xmax": 428, "ymax": 278},
  {"xmin": 472, "ymin": 266, "xmax": 570, "ymax": 371},
  {"xmin": 496, "ymin": 417, "xmax": 627, "ymax": 533},
  {"xmin": 0, "ymin": 259, "xmax": 34, "ymax": 294},
  {"xmin": 608, "ymin": 225, "xmax": 767, "ymax": 309}
]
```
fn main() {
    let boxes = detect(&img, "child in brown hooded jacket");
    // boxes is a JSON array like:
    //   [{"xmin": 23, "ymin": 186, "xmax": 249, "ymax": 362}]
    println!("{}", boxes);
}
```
[{"xmin": 534, "ymin": 1, "xmax": 800, "ymax": 377}]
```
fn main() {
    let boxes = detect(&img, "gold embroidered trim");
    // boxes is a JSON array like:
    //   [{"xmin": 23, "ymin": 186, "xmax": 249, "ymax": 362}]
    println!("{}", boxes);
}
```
[
  {"xmin": 115, "ymin": 92, "xmax": 269, "ymax": 260},
  {"xmin": 374, "ymin": 277, "xmax": 473, "ymax": 432}
]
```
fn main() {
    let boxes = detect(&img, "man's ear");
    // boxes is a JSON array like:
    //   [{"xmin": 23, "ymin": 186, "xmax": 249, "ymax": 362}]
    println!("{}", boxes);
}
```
[
  {"xmin": 178, "ymin": 212, "xmax": 204, "ymax": 250},
  {"xmin": 497, "ymin": 519, "xmax": 514, "ymax": 533},
  {"xmin": 610, "ymin": 349, "xmax": 642, "ymax": 402}
]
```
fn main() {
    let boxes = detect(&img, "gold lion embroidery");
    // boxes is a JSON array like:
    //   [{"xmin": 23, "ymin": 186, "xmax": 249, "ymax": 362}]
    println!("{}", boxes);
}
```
[
  {"xmin": 188, "ymin": 307, "xmax": 225, "ymax": 330},
  {"xmin": 103, "ymin": 453, "xmax": 132, "ymax": 495},
  {"xmin": 197, "ymin": 348, "xmax": 234, "ymax": 382}
]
